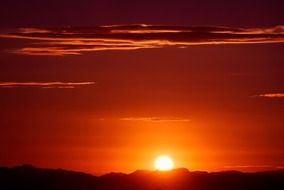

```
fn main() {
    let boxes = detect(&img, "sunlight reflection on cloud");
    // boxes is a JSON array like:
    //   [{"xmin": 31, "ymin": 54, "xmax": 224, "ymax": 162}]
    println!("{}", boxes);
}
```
[{"xmin": 1, "ymin": 24, "xmax": 284, "ymax": 56}]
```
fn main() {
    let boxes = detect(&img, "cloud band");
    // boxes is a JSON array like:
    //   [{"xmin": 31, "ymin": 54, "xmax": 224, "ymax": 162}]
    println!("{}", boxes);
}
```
[
  {"xmin": 0, "ymin": 81, "xmax": 95, "ymax": 89},
  {"xmin": 1, "ymin": 24, "xmax": 284, "ymax": 55}
]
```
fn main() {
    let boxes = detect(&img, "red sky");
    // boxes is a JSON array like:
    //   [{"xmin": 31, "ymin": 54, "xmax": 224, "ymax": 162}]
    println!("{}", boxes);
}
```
[{"xmin": 0, "ymin": 0, "xmax": 284, "ymax": 174}]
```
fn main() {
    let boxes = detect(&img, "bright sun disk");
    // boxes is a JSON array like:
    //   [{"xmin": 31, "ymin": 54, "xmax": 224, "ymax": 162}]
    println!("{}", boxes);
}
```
[{"xmin": 154, "ymin": 155, "xmax": 174, "ymax": 171}]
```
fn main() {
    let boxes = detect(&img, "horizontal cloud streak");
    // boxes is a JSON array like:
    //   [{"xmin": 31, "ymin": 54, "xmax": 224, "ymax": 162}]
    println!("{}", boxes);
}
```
[
  {"xmin": 1, "ymin": 24, "xmax": 284, "ymax": 55},
  {"xmin": 257, "ymin": 93, "xmax": 284, "ymax": 98},
  {"xmin": 224, "ymin": 165, "xmax": 284, "ymax": 170},
  {"xmin": 0, "ymin": 81, "xmax": 95, "ymax": 89},
  {"xmin": 120, "ymin": 117, "xmax": 191, "ymax": 122}
]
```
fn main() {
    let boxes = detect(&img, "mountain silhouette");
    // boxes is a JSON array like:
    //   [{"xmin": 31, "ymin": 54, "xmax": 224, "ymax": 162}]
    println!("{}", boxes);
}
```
[{"xmin": 1, "ymin": 165, "xmax": 284, "ymax": 190}]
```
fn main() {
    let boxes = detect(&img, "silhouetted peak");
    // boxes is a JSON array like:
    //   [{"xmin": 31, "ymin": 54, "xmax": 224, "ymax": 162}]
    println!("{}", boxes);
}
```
[
  {"xmin": 8, "ymin": 164, "xmax": 96, "ymax": 179},
  {"xmin": 13, "ymin": 164, "xmax": 36, "ymax": 170},
  {"xmin": 169, "ymin": 167, "xmax": 190, "ymax": 174},
  {"xmin": 131, "ymin": 169, "xmax": 153, "ymax": 176},
  {"xmin": 12, "ymin": 164, "xmax": 39, "ymax": 174},
  {"xmin": 152, "ymin": 168, "xmax": 190, "ymax": 175},
  {"xmin": 101, "ymin": 172, "xmax": 127, "ymax": 179},
  {"xmin": 1, "ymin": 165, "xmax": 284, "ymax": 190},
  {"xmin": 129, "ymin": 168, "xmax": 191, "ymax": 180}
]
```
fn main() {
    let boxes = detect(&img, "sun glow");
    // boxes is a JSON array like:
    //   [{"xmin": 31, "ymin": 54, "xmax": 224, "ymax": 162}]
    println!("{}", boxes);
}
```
[{"xmin": 154, "ymin": 155, "xmax": 174, "ymax": 171}]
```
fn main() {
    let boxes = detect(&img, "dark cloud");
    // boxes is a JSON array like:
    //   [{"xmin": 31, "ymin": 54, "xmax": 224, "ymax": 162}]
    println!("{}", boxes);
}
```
[{"xmin": 1, "ymin": 24, "xmax": 284, "ymax": 56}]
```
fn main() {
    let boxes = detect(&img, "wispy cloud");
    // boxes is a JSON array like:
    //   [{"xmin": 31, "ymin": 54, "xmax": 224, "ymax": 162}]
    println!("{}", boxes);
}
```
[
  {"xmin": 120, "ymin": 117, "xmax": 191, "ymax": 122},
  {"xmin": 1, "ymin": 24, "xmax": 284, "ymax": 55},
  {"xmin": 256, "ymin": 93, "xmax": 284, "ymax": 98},
  {"xmin": 0, "ymin": 81, "xmax": 95, "ymax": 89},
  {"xmin": 224, "ymin": 165, "xmax": 284, "ymax": 170}
]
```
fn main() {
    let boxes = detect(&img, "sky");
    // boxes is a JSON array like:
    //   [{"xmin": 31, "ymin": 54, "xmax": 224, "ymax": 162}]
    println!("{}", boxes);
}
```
[{"xmin": 0, "ymin": 0, "xmax": 284, "ymax": 174}]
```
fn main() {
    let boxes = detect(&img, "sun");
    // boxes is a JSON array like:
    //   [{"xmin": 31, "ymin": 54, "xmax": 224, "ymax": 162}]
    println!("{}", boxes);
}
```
[{"xmin": 154, "ymin": 155, "xmax": 174, "ymax": 171}]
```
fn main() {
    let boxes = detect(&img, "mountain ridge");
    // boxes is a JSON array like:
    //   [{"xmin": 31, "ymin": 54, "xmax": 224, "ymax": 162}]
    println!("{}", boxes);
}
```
[{"xmin": 1, "ymin": 164, "xmax": 284, "ymax": 190}]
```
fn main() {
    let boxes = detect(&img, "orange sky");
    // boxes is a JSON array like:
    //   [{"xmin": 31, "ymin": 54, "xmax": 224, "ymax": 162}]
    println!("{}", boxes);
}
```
[
  {"xmin": 0, "ymin": 1, "xmax": 284, "ymax": 175},
  {"xmin": 1, "ymin": 44, "xmax": 284, "ymax": 174}
]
